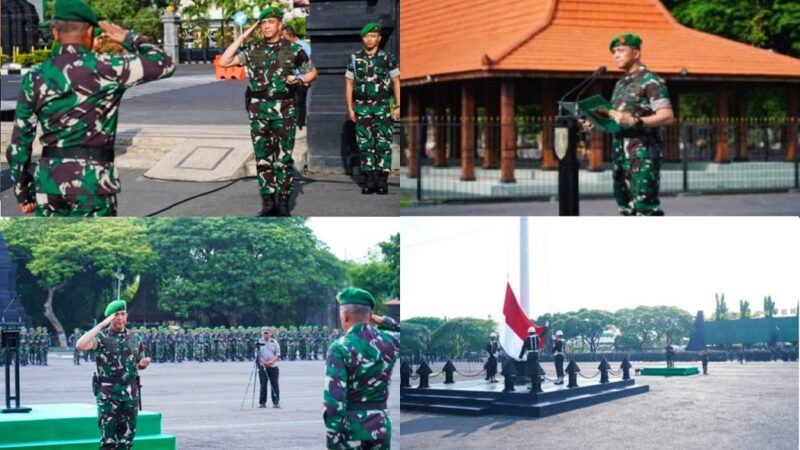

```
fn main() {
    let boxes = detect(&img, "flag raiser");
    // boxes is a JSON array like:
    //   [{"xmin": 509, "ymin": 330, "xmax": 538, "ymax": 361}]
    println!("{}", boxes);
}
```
[{"xmin": 500, "ymin": 282, "xmax": 546, "ymax": 361}]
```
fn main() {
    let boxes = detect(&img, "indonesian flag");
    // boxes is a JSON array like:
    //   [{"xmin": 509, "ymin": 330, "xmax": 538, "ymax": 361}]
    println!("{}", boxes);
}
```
[{"xmin": 500, "ymin": 282, "xmax": 546, "ymax": 361}]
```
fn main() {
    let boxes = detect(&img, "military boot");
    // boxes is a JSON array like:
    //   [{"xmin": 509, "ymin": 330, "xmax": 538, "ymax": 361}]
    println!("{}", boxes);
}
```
[
  {"xmin": 277, "ymin": 194, "xmax": 292, "ymax": 216},
  {"xmin": 361, "ymin": 172, "xmax": 376, "ymax": 195},
  {"xmin": 376, "ymin": 172, "xmax": 389, "ymax": 195},
  {"xmin": 257, "ymin": 195, "xmax": 277, "ymax": 217}
]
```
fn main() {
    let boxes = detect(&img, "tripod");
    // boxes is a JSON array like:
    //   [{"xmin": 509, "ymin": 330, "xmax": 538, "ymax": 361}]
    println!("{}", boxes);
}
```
[{"xmin": 239, "ymin": 345, "xmax": 262, "ymax": 410}]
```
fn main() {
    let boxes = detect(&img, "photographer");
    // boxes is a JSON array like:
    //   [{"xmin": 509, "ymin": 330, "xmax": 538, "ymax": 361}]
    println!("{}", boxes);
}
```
[{"xmin": 257, "ymin": 327, "xmax": 281, "ymax": 409}]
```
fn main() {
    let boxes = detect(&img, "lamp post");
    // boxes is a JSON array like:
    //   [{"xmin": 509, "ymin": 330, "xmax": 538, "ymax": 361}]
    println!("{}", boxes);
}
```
[{"xmin": 554, "ymin": 113, "xmax": 580, "ymax": 216}]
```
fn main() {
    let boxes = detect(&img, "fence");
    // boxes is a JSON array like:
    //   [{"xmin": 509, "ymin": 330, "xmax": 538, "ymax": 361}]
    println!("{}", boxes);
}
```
[{"xmin": 401, "ymin": 116, "xmax": 800, "ymax": 201}]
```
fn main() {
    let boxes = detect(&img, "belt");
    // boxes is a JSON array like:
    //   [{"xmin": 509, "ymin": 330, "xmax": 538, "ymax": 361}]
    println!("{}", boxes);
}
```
[
  {"xmin": 42, "ymin": 146, "xmax": 114, "ymax": 162},
  {"xmin": 98, "ymin": 376, "xmax": 132, "ymax": 385},
  {"xmin": 347, "ymin": 401, "xmax": 387, "ymax": 411},
  {"xmin": 614, "ymin": 129, "xmax": 653, "ymax": 139},
  {"xmin": 354, "ymin": 93, "xmax": 391, "ymax": 102},
  {"xmin": 249, "ymin": 90, "xmax": 293, "ymax": 101}
]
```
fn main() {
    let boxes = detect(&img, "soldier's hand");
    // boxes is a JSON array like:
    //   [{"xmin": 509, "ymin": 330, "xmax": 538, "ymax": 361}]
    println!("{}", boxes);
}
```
[
  {"xmin": 18, "ymin": 202, "xmax": 35, "ymax": 214},
  {"xmin": 287, "ymin": 74, "xmax": 299, "ymax": 85},
  {"xmin": 609, "ymin": 110, "xmax": 635, "ymax": 127},
  {"xmin": 240, "ymin": 21, "xmax": 260, "ymax": 42},
  {"xmin": 138, "ymin": 357, "xmax": 151, "ymax": 369},
  {"xmin": 392, "ymin": 106, "xmax": 400, "ymax": 121},
  {"xmin": 99, "ymin": 314, "xmax": 115, "ymax": 329},
  {"xmin": 99, "ymin": 21, "xmax": 129, "ymax": 44},
  {"xmin": 579, "ymin": 119, "xmax": 594, "ymax": 133},
  {"xmin": 348, "ymin": 109, "xmax": 356, "ymax": 123},
  {"xmin": 370, "ymin": 314, "xmax": 385, "ymax": 325}
]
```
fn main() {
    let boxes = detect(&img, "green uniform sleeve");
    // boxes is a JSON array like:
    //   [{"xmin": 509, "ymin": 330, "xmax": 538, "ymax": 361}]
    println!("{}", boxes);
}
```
[
  {"xmin": 345, "ymin": 53, "xmax": 355, "ymax": 80},
  {"xmin": 643, "ymin": 75, "xmax": 671, "ymax": 111},
  {"xmin": 5, "ymin": 72, "xmax": 39, "ymax": 204},
  {"xmin": 112, "ymin": 31, "xmax": 176, "ymax": 90},
  {"xmin": 387, "ymin": 53, "xmax": 400, "ymax": 79},
  {"xmin": 323, "ymin": 342, "xmax": 349, "ymax": 448}
]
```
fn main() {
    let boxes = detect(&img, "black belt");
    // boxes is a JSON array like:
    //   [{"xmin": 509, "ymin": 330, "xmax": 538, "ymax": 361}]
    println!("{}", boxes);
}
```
[
  {"xmin": 98, "ymin": 376, "xmax": 131, "ymax": 385},
  {"xmin": 347, "ymin": 401, "xmax": 387, "ymax": 411},
  {"xmin": 249, "ymin": 90, "xmax": 292, "ymax": 101},
  {"xmin": 42, "ymin": 146, "xmax": 114, "ymax": 162}
]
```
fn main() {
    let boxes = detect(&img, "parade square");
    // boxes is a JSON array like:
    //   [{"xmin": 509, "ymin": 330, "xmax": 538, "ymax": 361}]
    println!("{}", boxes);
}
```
[{"xmin": 1, "ymin": 354, "xmax": 400, "ymax": 449}]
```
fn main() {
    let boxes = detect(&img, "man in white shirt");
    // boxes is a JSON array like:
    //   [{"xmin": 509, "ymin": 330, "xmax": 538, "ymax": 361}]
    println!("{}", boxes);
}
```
[{"xmin": 257, "ymin": 326, "xmax": 281, "ymax": 408}]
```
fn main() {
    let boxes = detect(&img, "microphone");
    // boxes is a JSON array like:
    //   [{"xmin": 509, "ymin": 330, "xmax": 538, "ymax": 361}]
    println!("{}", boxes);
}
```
[{"xmin": 558, "ymin": 66, "xmax": 607, "ymax": 116}]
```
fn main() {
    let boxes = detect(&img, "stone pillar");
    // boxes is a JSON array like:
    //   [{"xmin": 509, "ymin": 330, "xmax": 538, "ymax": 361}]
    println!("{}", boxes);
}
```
[
  {"xmin": 407, "ymin": 89, "xmax": 420, "ymax": 178},
  {"xmin": 460, "ymin": 82, "xmax": 476, "ymax": 181},
  {"xmin": 737, "ymin": 88, "xmax": 749, "ymax": 160},
  {"xmin": 541, "ymin": 79, "xmax": 558, "ymax": 170},
  {"xmin": 714, "ymin": 84, "xmax": 729, "ymax": 163},
  {"xmin": 787, "ymin": 85, "xmax": 798, "ymax": 161},
  {"xmin": 500, "ymin": 79, "xmax": 516, "ymax": 183},
  {"xmin": 433, "ymin": 86, "xmax": 448, "ymax": 167},
  {"xmin": 588, "ymin": 83, "xmax": 605, "ymax": 171},
  {"xmin": 483, "ymin": 78, "xmax": 500, "ymax": 169},
  {"xmin": 161, "ymin": 10, "xmax": 180, "ymax": 65}
]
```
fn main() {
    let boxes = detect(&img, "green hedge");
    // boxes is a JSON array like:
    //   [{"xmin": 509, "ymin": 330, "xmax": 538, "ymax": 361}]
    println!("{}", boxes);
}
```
[{"xmin": 16, "ymin": 49, "xmax": 52, "ymax": 67}]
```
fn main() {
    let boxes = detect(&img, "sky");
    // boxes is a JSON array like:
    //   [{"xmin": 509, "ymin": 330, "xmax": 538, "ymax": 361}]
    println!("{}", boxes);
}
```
[
  {"xmin": 308, "ymin": 217, "xmax": 398, "ymax": 262},
  {"xmin": 401, "ymin": 217, "xmax": 800, "ymax": 323}
]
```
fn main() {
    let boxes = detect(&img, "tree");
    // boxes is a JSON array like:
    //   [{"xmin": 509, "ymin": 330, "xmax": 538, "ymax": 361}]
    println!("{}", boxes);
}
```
[
  {"xmin": 0, "ymin": 219, "xmax": 155, "ymax": 347},
  {"xmin": 561, "ymin": 309, "xmax": 614, "ymax": 353},
  {"xmin": 714, "ymin": 293, "xmax": 728, "ymax": 321},
  {"xmin": 400, "ymin": 322, "xmax": 430, "ymax": 356},
  {"xmin": 649, "ymin": 306, "xmax": 693, "ymax": 345},
  {"xmin": 739, "ymin": 299, "xmax": 751, "ymax": 319},
  {"xmin": 615, "ymin": 306, "xmax": 658, "ymax": 350},
  {"xmin": 347, "ymin": 234, "xmax": 400, "ymax": 308},
  {"xmin": 428, "ymin": 318, "xmax": 496, "ymax": 359},
  {"xmin": 403, "ymin": 317, "xmax": 445, "ymax": 333},
  {"xmin": 763, "ymin": 295, "xmax": 775, "ymax": 318}
]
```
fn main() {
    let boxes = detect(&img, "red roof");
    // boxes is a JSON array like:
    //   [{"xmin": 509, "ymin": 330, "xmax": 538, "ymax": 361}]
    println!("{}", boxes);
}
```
[{"xmin": 401, "ymin": 0, "xmax": 800, "ymax": 83}]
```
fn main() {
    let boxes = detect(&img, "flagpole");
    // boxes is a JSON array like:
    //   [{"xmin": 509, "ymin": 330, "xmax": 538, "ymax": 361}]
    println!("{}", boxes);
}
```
[{"xmin": 520, "ymin": 217, "xmax": 530, "ymax": 317}]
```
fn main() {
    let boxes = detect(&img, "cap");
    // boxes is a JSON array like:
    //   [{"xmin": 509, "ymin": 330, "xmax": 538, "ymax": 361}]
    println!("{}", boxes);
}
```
[
  {"xmin": 555, "ymin": 330, "xmax": 563, "ymax": 336},
  {"xmin": 528, "ymin": 326, "xmax": 536, "ymax": 334},
  {"xmin": 261, "ymin": 326, "xmax": 272, "ymax": 333},
  {"xmin": 360, "ymin": 22, "xmax": 381, "ymax": 37},
  {"xmin": 609, "ymin": 33, "xmax": 642, "ymax": 51},
  {"xmin": 54, "ymin": 0, "xmax": 99, "ymax": 27},
  {"xmin": 337, "ymin": 287, "xmax": 375, "ymax": 309},
  {"xmin": 258, "ymin": 6, "xmax": 283, "ymax": 21},
  {"xmin": 104, "ymin": 299, "xmax": 126, "ymax": 316}
]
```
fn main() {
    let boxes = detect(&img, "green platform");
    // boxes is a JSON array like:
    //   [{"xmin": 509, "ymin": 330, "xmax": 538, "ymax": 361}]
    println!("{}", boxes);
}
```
[
  {"xmin": 0, "ymin": 403, "xmax": 176, "ymax": 449},
  {"xmin": 640, "ymin": 367, "xmax": 700, "ymax": 376}
]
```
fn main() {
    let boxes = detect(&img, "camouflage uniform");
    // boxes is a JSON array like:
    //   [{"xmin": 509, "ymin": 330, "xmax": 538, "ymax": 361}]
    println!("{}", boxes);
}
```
[
  {"xmin": 237, "ymin": 38, "xmax": 313, "ymax": 198},
  {"xmin": 323, "ymin": 317, "xmax": 400, "ymax": 449},
  {"xmin": 610, "ymin": 64, "xmax": 671, "ymax": 216},
  {"xmin": 346, "ymin": 49, "xmax": 399, "ymax": 175},
  {"xmin": 69, "ymin": 329, "xmax": 82, "ymax": 365},
  {"xmin": 5, "ymin": 32, "xmax": 174, "ymax": 216},
  {"xmin": 93, "ymin": 327, "xmax": 144, "ymax": 449}
]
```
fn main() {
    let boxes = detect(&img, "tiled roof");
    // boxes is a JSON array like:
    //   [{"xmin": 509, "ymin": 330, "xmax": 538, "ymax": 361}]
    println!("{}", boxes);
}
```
[{"xmin": 400, "ymin": 0, "xmax": 800, "ymax": 82}]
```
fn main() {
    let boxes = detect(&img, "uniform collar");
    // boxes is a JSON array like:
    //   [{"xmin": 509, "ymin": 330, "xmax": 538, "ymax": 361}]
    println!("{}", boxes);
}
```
[
  {"xmin": 622, "ymin": 64, "xmax": 648, "ymax": 82},
  {"xmin": 346, "ymin": 323, "xmax": 369, "ymax": 334},
  {"xmin": 54, "ymin": 43, "xmax": 90, "ymax": 56},
  {"xmin": 360, "ymin": 48, "xmax": 382, "ymax": 59}
]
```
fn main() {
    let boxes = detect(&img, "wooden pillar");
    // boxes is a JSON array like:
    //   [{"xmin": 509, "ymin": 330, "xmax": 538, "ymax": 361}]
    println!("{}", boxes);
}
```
[
  {"xmin": 588, "ymin": 82, "xmax": 605, "ymax": 171},
  {"xmin": 433, "ymin": 85, "xmax": 448, "ymax": 167},
  {"xmin": 787, "ymin": 85, "xmax": 798, "ymax": 161},
  {"xmin": 736, "ymin": 88, "xmax": 749, "ymax": 161},
  {"xmin": 460, "ymin": 81, "xmax": 476, "ymax": 181},
  {"xmin": 541, "ymin": 79, "xmax": 558, "ymax": 170},
  {"xmin": 714, "ymin": 84, "xmax": 729, "ymax": 163},
  {"xmin": 483, "ymin": 78, "xmax": 500, "ymax": 169},
  {"xmin": 665, "ymin": 85, "xmax": 681, "ymax": 161},
  {"xmin": 500, "ymin": 79, "xmax": 516, "ymax": 183},
  {"xmin": 407, "ymin": 88, "xmax": 420, "ymax": 178}
]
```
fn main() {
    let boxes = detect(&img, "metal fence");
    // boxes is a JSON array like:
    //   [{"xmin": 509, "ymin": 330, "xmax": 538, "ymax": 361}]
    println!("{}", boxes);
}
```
[{"xmin": 401, "ymin": 116, "xmax": 800, "ymax": 201}]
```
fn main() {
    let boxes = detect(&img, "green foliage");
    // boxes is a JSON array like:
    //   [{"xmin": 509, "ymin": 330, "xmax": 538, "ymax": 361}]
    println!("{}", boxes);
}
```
[
  {"xmin": 714, "ymin": 292, "xmax": 728, "ymax": 321},
  {"xmin": 739, "ymin": 299, "xmax": 751, "ymax": 319},
  {"xmin": 400, "ymin": 322, "xmax": 430, "ymax": 355},
  {"xmin": 1, "ymin": 54, "xmax": 9, "ymax": 65},
  {"xmin": 346, "ymin": 233, "xmax": 400, "ymax": 313},
  {"xmin": 284, "ymin": 17, "xmax": 307, "ymax": 38},
  {"xmin": 677, "ymin": 92, "xmax": 714, "ymax": 119},
  {"xmin": 746, "ymin": 87, "xmax": 787, "ymax": 119},
  {"xmin": 764, "ymin": 295, "xmax": 775, "ymax": 318},
  {"xmin": 669, "ymin": 0, "xmax": 800, "ymax": 57},
  {"xmin": 613, "ymin": 334, "xmax": 642, "ymax": 352},
  {"xmin": 15, "ymin": 49, "xmax": 52, "ymax": 67},
  {"xmin": 403, "ymin": 316, "xmax": 445, "ymax": 332},
  {"xmin": 428, "ymin": 317, "xmax": 496, "ymax": 358},
  {"xmin": 45, "ymin": 0, "xmax": 164, "ymax": 42}
]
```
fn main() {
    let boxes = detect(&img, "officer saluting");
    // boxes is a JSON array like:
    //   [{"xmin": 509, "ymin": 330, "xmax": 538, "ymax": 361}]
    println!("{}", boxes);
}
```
[
  {"xmin": 552, "ymin": 330, "xmax": 565, "ymax": 385},
  {"xmin": 345, "ymin": 22, "xmax": 401, "ymax": 195},
  {"xmin": 75, "ymin": 300, "xmax": 151, "ymax": 450},
  {"xmin": 5, "ymin": 0, "xmax": 175, "ymax": 216},
  {"xmin": 485, "ymin": 332, "xmax": 500, "ymax": 383},
  {"xmin": 518, "ymin": 326, "xmax": 541, "ymax": 391},
  {"xmin": 324, "ymin": 288, "xmax": 399, "ymax": 449},
  {"xmin": 219, "ymin": 6, "xmax": 318, "ymax": 216}
]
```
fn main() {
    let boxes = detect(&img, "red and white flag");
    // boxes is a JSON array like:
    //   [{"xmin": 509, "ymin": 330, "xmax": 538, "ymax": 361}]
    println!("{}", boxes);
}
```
[{"xmin": 500, "ymin": 282, "xmax": 546, "ymax": 361}]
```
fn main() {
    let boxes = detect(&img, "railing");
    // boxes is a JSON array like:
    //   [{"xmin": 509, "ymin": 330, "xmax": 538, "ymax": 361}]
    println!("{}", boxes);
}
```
[{"xmin": 400, "ymin": 116, "xmax": 800, "ymax": 201}]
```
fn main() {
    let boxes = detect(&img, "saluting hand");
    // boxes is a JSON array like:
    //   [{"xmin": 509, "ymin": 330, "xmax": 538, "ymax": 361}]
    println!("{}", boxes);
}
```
[
  {"xmin": 99, "ymin": 314, "xmax": 115, "ymax": 329},
  {"xmin": 17, "ymin": 203, "xmax": 35, "ymax": 214},
  {"xmin": 138, "ymin": 357, "xmax": 151, "ymax": 369},
  {"xmin": 99, "ymin": 21, "xmax": 129, "ymax": 44},
  {"xmin": 240, "ymin": 21, "xmax": 260, "ymax": 42}
]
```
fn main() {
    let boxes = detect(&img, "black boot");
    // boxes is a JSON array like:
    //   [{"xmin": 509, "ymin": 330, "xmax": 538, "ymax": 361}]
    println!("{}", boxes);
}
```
[
  {"xmin": 277, "ymin": 194, "xmax": 291, "ymax": 216},
  {"xmin": 376, "ymin": 172, "xmax": 389, "ymax": 195},
  {"xmin": 361, "ymin": 172, "xmax": 376, "ymax": 195},
  {"xmin": 256, "ymin": 195, "xmax": 276, "ymax": 217}
]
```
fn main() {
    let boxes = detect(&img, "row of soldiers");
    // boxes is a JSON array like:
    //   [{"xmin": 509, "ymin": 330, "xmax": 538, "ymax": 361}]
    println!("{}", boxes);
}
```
[
  {"xmin": 0, "ymin": 327, "xmax": 51, "ymax": 366},
  {"xmin": 67, "ymin": 325, "xmax": 340, "ymax": 365}
]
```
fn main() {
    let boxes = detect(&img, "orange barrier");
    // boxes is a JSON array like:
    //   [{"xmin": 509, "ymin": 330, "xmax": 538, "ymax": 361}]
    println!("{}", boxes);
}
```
[{"xmin": 213, "ymin": 55, "xmax": 248, "ymax": 80}]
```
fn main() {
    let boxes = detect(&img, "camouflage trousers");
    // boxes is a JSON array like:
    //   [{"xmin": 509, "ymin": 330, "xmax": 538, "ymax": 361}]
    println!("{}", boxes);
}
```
[
  {"xmin": 34, "ymin": 192, "xmax": 117, "ymax": 217},
  {"xmin": 355, "ymin": 102, "xmax": 392, "ymax": 174},
  {"xmin": 612, "ymin": 145, "xmax": 663, "ymax": 216},
  {"xmin": 249, "ymin": 98, "xmax": 297, "ymax": 196},
  {"xmin": 327, "ymin": 410, "xmax": 391, "ymax": 450},
  {"xmin": 96, "ymin": 388, "xmax": 138, "ymax": 450}
]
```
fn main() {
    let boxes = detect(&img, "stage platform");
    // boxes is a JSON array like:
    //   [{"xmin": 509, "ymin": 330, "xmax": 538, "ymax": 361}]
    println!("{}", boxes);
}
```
[
  {"xmin": 0, "ymin": 403, "xmax": 176, "ymax": 449},
  {"xmin": 401, "ymin": 377, "xmax": 649, "ymax": 417},
  {"xmin": 640, "ymin": 367, "xmax": 700, "ymax": 376}
]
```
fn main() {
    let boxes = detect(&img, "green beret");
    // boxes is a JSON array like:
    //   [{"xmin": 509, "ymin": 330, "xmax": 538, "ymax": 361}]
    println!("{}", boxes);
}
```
[
  {"xmin": 258, "ymin": 6, "xmax": 283, "ymax": 21},
  {"xmin": 609, "ymin": 33, "xmax": 642, "ymax": 51},
  {"xmin": 360, "ymin": 22, "xmax": 381, "ymax": 37},
  {"xmin": 53, "ymin": 0, "xmax": 99, "ymax": 27},
  {"xmin": 104, "ymin": 300, "xmax": 126, "ymax": 316},
  {"xmin": 337, "ymin": 287, "xmax": 375, "ymax": 309}
]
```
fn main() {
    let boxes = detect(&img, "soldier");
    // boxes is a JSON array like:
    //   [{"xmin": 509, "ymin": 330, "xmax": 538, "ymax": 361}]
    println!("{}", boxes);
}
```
[
  {"xmin": 219, "ymin": 7, "xmax": 318, "ymax": 216},
  {"xmin": 75, "ymin": 300, "xmax": 150, "ymax": 449},
  {"xmin": 5, "ymin": 0, "xmax": 175, "ymax": 216},
  {"xmin": 345, "ymin": 22, "xmax": 400, "ymax": 195},
  {"xmin": 588, "ymin": 33, "xmax": 674, "ymax": 215},
  {"xmin": 700, "ymin": 348, "xmax": 709, "ymax": 375},
  {"xmin": 18, "ymin": 327, "xmax": 29, "ymax": 366},
  {"xmin": 324, "ymin": 288, "xmax": 399, "ymax": 449},
  {"xmin": 519, "ymin": 327, "xmax": 542, "ymax": 391},
  {"xmin": 299, "ymin": 326, "xmax": 308, "ymax": 360},
  {"xmin": 257, "ymin": 327, "xmax": 281, "ymax": 408},
  {"xmin": 665, "ymin": 344, "xmax": 675, "ymax": 368},
  {"xmin": 154, "ymin": 328, "xmax": 165, "ymax": 363},
  {"xmin": 68, "ymin": 328, "xmax": 82, "ymax": 365},
  {"xmin": 552, "ymin": 330, "xmax": 565, "ymax": 385},
  {"xmin": 485, "ymin": 332, "xmax": 499, "ymax": 383}
]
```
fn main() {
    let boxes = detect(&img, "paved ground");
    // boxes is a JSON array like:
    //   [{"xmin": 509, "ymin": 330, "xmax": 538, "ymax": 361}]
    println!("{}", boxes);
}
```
[
  {"xmin": 401, "ymin": 191, "xmax": 800, "ymax": 216},
  {"xmin": 1, "ymin": 351, "xmax": 400, "ymax": 449},
  {"xmin": 401, "ymin": 361, "xmax": 798, "ymax": 450}
]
